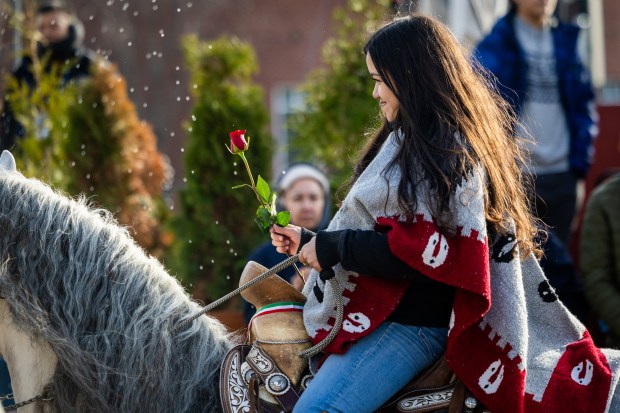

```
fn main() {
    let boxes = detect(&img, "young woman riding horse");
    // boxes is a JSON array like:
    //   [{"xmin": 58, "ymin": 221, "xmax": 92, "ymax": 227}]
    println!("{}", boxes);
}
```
[{"xmin": 271, "ymin": 13, "xmax": 620, "ymax": 413}]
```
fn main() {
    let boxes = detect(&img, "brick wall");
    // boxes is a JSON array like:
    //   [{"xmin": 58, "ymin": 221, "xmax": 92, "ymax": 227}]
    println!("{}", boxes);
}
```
[{"xmin": 603, "ymin": 0, "xmax": 620, "ymax": 84}]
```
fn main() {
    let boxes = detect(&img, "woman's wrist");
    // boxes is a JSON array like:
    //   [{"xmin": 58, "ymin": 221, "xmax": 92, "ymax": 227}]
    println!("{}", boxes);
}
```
[
  {"xmin": 316, "ymin": 230, "xmax": 344, "ymax": 269},
  {"xmin": 300, "ymin": 228, "xmax": 316, "ymax": 249}
]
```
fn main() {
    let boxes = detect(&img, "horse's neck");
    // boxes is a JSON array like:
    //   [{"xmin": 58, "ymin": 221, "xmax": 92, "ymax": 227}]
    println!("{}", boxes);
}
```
[{"xmin": 0, "ymin": 300, "xmax": 56, "ymax": 413}]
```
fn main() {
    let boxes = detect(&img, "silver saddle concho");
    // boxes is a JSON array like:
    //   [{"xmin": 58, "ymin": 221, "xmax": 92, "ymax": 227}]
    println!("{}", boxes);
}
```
[{"xmin": 219, "ymin": 261, "xmax": 490, "ymax": 413}]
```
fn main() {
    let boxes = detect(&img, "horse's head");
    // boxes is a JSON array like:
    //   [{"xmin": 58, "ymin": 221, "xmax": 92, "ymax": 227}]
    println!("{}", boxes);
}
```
[{"xmin": 0, "ymin": 151, "xmax": 233, "ymax": 412}]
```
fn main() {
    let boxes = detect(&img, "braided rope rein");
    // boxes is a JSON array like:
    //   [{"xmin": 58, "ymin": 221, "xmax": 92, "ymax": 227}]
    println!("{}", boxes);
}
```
[
  {"xmin": 173, "ymin": 254, "xmax": 301, "ymax": 334},
  {"xmin": 173, "ymin": 254, "xmax": 344, "ymax": 359}
]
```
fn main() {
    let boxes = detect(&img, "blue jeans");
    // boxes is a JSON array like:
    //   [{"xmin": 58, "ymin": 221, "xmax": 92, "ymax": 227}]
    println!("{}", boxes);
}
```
[{"xmin": 293, "ymin": 322, "xmax": 448, "ymax": 413}]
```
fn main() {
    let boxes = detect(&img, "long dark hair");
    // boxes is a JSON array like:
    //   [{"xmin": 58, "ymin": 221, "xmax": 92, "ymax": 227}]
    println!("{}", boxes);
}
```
[{"xmin": 357, "ymin": 14, "xmax": 539, "ymax": 256}]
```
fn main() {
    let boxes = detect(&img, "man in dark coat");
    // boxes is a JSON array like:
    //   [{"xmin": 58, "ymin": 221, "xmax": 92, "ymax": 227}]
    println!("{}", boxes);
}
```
[{"xmin": 0, "ymin": 0, "xmax": 97, "ymax": 151}]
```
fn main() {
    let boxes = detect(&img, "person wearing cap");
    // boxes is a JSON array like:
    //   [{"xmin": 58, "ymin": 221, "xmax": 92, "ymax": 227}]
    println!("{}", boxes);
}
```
[
  {"xmin": 0, "ymin": 0, "xmax": 98, "ymax": 151},
  {"xmin": 243, "ymin": 164, "xmax": 331, "ymax": 325}
]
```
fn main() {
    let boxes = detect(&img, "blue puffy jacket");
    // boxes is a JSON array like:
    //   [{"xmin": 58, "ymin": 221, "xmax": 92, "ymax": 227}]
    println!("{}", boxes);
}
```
[{"xmin": 474, "ymin": 11, "xmax": 597, "ymax": 177}]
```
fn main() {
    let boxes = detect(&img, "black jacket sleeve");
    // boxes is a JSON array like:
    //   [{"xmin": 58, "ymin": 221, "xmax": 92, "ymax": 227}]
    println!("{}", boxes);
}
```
[
  {"xmin": 315, "ymin": 229, "xmax": 423, "ymax": 280},
  {"xmin": 299, "ymin": 228, "xmax": 315, "ymax": 249}
]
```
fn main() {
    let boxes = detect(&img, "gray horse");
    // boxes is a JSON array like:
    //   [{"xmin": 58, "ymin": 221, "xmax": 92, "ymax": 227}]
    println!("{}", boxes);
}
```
[{"xmin": 0, "ymin": 151, "xmax": 235, "ymax": 412}]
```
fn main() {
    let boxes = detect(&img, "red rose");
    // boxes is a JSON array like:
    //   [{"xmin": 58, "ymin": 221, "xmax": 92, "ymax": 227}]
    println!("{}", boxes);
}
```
[{"xmin": 229, "ymin": 130, "xmax": 249, "ymax": 154}]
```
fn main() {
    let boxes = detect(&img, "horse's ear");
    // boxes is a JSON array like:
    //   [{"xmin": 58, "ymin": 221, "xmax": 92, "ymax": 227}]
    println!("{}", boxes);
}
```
[{"xmin": 0, "ymin": 151, "xmax": 17, "ymax": 172}]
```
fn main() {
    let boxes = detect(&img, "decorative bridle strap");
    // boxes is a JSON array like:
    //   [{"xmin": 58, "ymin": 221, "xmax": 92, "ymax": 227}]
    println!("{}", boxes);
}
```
[{"xmin": 1, "ymin": 390, "xmax": 54, "ymax": 411}]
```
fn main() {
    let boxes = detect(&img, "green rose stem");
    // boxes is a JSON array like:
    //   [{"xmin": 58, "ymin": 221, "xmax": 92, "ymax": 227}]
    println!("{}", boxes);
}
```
[{"xmin": 237, "ymin": 152, "xmax": 262, "ymax": 205}]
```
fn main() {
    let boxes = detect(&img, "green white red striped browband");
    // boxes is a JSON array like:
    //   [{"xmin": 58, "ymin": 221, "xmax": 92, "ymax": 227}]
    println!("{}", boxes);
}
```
[{"xmin": 248, "ymin": 301, "xmax": 305, "ymax": 331}]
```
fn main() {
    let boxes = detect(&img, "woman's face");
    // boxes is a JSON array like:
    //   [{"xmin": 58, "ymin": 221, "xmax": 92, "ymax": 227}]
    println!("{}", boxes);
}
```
[
  {"xmin": 366, "ymin": 53, "xmax": 399, "ymax": 122},
  {"xmin": 280, "ymin": 178, "xmax": 325, "ymax": 230}
]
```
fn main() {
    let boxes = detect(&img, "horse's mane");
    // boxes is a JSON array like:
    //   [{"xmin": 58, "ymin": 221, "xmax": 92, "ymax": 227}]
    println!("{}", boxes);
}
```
[{"xmin": 0, "ymin": 169, "xmax": 233, "ymax": 412}]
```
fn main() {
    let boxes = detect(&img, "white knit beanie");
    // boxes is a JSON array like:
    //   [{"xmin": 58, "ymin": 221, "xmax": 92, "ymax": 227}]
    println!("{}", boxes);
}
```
[{"xmin": 278, "ymin": 164, "xmax": 330, "ymax": 195}]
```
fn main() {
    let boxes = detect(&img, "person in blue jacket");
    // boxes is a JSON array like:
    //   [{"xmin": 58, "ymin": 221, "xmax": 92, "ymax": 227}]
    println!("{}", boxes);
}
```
[
  {"xmin": 474, "ymin": 0, "xmax": 597, "ymax": 245},
  {"xmin": 243, "ymin": 163, "xmax": 331, "ymax": 324}
]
